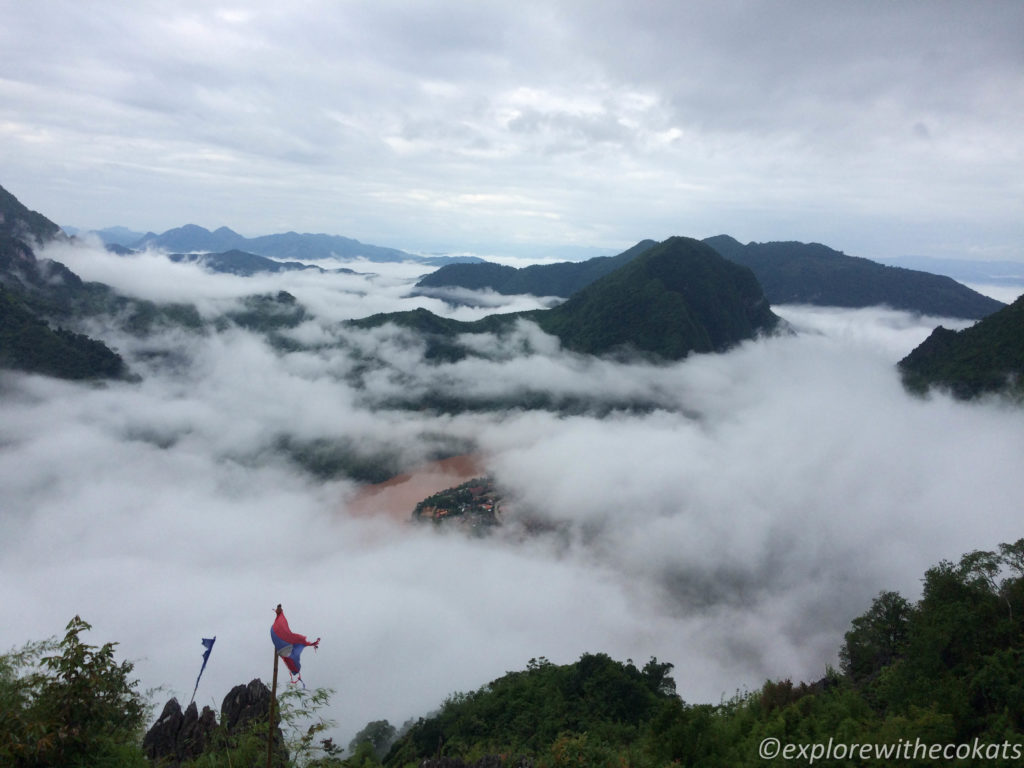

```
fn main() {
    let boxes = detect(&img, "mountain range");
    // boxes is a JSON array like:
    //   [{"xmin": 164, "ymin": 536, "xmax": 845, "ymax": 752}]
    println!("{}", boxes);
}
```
[
  {"xmin": 417, "ymin": 235, "xmax": 1003, "ymax": 319},
  {"xmin": 166, "ymin": 249, "xmax": 356, "ymax": 277},
  {"xmin": 351, "ymin": 237, "xmax": 782, "ymax": 364},
  {"xmin": 703, "ymin": 235, "xmax": 1004, "ymax": 319},
  {"xmin": 71, "ymin": 223, "xmax": 483, "ymax": 267},
  {"xmin": 2, "ymin": 181, "xmax": 1022, "ymax": 400}
]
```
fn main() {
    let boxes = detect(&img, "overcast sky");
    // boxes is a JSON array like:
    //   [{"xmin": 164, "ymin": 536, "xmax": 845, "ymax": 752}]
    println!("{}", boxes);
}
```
[{"xmin": 1, "ymin": 1, "xmax": 1022, "ymax": 260}]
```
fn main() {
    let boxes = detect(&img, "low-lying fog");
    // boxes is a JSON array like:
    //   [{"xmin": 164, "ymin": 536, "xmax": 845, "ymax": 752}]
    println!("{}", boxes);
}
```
[{"xmin": 2, "ymin": 241, "xmax": 1022, "ymax": 745}]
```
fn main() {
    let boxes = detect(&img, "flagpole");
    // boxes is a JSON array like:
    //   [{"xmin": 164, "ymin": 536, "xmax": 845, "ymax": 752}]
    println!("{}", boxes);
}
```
[{"xmin": 267, "ymin": 644, "xmax": 279, "ymax": 768}]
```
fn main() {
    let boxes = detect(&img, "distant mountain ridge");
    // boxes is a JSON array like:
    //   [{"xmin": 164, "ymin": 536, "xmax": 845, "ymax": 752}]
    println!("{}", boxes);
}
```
[
  {"xmin": 413, "ymin": 234, "xmax": 1003, "ymax": 319},
  {"xmin": 122, "ymin": 224, "xmax": 481, "ymax": 266},
  {"xmin": 132, "ymin": 224, "xmax": 414, "ymax": 263},
  {"xmin": 167, "ymin": 249, "xmax": 356, "ymax": 277},
  {"xmin": 703, "ymin": 235, "xmax": 1003, "ymax": 319},
  {"xmin": 416, "ymin": 239, "xmax": 658, "ymax": 298},
  {"xmin": 876, "ymin": 255, "xmax": 1024, "ymax": 288}
]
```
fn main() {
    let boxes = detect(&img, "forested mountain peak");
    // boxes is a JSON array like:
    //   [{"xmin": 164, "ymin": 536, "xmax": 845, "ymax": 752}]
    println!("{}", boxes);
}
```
[{"xmin": 898, "ymin": 293, "xmax": 1024, "ymax": 399}]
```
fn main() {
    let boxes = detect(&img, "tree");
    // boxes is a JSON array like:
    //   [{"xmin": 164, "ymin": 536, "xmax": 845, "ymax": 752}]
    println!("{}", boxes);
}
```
[
  {"xmin": 348, "ymin": 719, "xmax": 396, "ymax": 761},
  {"xmin": 839, "ymin": 591, "xmax": 913, "ymax": 683},
  {"xmin": 0, "ymin": 616, "xmax": 148, "ymax": 767}
]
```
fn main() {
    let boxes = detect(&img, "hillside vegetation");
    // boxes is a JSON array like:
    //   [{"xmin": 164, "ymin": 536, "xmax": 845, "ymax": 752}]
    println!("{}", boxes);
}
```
[
  {"xmin": 354, "ymin": 237, "xmax": 779, "ymax": 364},
  {"xmin": 898, "ymin": 294, "xmax": 1024, "ymax": 399},
  {"xmin": 533, "ymin": 237, "xmax": 779, "ymax": 358},
  {"xmin": 380, "ymin": 540, "xmax": 1024, "ymax": 767}
]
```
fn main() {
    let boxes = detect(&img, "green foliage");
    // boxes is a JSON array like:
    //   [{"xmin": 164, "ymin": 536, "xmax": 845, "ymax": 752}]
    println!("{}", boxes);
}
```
[
  {"xmin": 839, "ymin": 590, "xmax": 913, "ymax": 683},
  {"xmin": 0, "ymin": 285, "xmax": 126, "ymax": 379},
  {"xmin": 384, "ymin": 653, "xmax": 678, "ymax": 766},
  {"xmin": 0, "ymin": 616, "xmax": 148, "ymax": 768},
  {"xmin": 223, "ymin": 290, "xmax": 308, "ymax": 332},
  {"xmin": 535, "ymin": 237, "xmax": 779, "ymax": 360},
  {"xmin": 354, "ymin": 237, "xmax": 780, "ymax": 369},
  {"xmin": 348, "ymin": 719, "xmax": 397, "ymax": 761},
  {"xmin": 384, "ymin": 542, "xmax": 1024, "ymax": 767},
  {"xmin": 898, "ymin": 294, "xmax": 1024, "ymax": 399}
]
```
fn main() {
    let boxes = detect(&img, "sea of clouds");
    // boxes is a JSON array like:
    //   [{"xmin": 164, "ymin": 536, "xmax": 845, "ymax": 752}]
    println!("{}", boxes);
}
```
[{"xmin": 1, "ymin": 241, "xmax": 1022, "ymax": 746}]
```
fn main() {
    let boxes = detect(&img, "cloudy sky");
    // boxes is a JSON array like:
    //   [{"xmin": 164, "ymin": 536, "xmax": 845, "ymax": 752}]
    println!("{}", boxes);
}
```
[
  {"xmin": 2, "ymin": 239, "xmax": 1023, "ymax": 748},
  {"xmin": 1, "ymin": 1, "xmax": 1023, "ymax": 260}
]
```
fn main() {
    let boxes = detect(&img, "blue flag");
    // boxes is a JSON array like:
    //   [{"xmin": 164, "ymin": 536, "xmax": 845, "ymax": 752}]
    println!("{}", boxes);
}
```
[{"xmin": 189, "ymin": 637, "xmax": 216, "ymax": 705}]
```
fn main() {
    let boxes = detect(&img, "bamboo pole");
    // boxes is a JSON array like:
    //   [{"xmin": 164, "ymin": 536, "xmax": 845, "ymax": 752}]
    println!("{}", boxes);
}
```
[{"xmin": 267, "ymin": 645, "xmax": 279, "ymax": 768}]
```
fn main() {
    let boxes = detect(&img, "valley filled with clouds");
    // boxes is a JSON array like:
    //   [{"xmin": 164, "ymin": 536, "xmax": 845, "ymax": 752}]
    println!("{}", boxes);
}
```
[{"xmin": 1, "ymin": 241, "xmax": 1020, "ymax": 742}]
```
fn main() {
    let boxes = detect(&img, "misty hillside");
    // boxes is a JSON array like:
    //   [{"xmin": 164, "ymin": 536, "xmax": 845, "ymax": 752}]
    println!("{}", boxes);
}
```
[
  {"xmin": 129, "ymin": 224, "xmax": 480, "ymax": 266},
  {"xmin": 534, "ymin": 236, "xmax": 780, "ymax": 358},
  {"xmin": 1, "ymin": 184, "xmax": 64, "ymax": 243},
  {"xmin": 0, "ymin": 184, "xmax": 127, "ymax": 379},
  {"xmin": 415, "ymin": 239, "xmax": 658, "ymax": 298},
  {"xmin": 415, "ymin": 233, "xmax": 1003, "ymax": 320},
  {"xmin": 0, "ymin": 286, "xmax": 125, "ymax": 379},
  {"xmin": 353, "ymin": 237, "xmax": 780, "ymax": 364},
  {"xmin": 0, "ymin": 184, "xmax": 217, "ymax": 379},
  {"xmin": 167, "ymin": 248, "xmax": 357, "ymax": 277},
  {"xmin": 704, "ymin": 235, "xmax": 1003, "ymax": 319},
  {"xmin": 898, "ymin": 293, "xmax": 1024, "ymax": 399}
]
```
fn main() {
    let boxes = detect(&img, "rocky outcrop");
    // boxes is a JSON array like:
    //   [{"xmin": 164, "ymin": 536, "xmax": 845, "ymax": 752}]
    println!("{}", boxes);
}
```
[
  {"xmin": 143, "ymin": 678, "xmax": 285, "ymax": 767},
  {"xmin": 141, "ymin": 699, "xmax": 217, "ymax": 765},
  {"xmin": 220, "ymin": 677, "xmax": 274, "ymax": 734}
]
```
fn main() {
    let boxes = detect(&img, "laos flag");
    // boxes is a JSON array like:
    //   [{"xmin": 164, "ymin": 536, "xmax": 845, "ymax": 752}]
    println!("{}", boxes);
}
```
[{"xmin": 271, "ymin": 606, "xmax": 319, "ymax": 686}]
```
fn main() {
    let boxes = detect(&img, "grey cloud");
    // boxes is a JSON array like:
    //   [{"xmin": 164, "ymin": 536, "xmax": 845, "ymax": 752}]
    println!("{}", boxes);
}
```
[{"xmin": 2, "ymin": 0, "xmax": 1021, "ymax": 259}]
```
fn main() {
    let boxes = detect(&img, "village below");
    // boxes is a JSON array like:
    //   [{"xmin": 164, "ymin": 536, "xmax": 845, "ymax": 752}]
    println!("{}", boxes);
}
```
[{"xmin": 411, "ymin": 478, "xmax": 503, "ymax": 534}]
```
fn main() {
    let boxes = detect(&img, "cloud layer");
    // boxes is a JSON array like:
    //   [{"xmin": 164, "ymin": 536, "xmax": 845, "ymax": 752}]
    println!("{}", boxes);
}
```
[
  {"xmin": 2, "ymin": 243, "xmax": 1022, "ymax": 747},
  {"xmin": 2, "ymin": 1, "xmax": 1023, "ymax": 260}
]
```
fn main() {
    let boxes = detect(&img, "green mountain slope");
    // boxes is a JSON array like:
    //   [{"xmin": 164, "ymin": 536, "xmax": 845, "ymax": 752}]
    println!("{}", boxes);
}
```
[
  {"xmin": 704, "ymin": 235, "xmax": 1003, "ymax": 319},
  {"xmin": 0, "ymin": 184, "xmax": 153, "ymax": 379},
  {"xmin": 0, "ymin": 285, "xmax": 125, "ymax": 379},
  {"xmin": 0, "ymin": 184, "xmax": 63, "ymax": 243},
  {"xmin": 535, "ymin": 237, "xmax": 779, "ymax": 358},
  {"xmin": 898, "ymin": 293, "xmax": 1024, "ymax": 399},
  {"xmin": 353, "ymin": 237, "xmax": 779, "ymax": 363},
  {"xmin": 415, "ymin": 239, "xmax": 658, "ymax": 297}
]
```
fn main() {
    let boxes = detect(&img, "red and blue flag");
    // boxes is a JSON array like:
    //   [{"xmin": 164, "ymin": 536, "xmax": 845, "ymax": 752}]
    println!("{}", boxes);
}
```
[{"xmin": 271, "ymin": 606, "xmax": 319, "ymax": 686}]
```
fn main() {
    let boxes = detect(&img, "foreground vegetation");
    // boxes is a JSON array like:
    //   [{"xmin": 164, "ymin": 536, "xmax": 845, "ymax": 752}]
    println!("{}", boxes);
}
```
[
  {"xmin": 382, "ymin": 543, "xmax": 1024, "ymax": 766},
  {"xmin": 899, "ymin": 293, "xmax": 1024, "ymax": 400},
  {"xmin": 3, "ymin": 541, "xmax": 1023, "ymax": 767}
]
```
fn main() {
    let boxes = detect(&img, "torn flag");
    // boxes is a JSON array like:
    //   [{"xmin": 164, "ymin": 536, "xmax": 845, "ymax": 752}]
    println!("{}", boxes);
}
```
[
  {"xmin": 271, "ymin": 607, "xmax": 319, "ymax": 686},
  {"xmin": 189, "ymin": 637, "xmax": 215, "ymax": 704}
]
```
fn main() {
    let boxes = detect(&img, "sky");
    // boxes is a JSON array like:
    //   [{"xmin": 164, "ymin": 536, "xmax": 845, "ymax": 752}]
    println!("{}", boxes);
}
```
[
  {"xmin": 1, "ymin": 1, "xmax": 1023, "ymax": 261},
  {"xmin": 2, "ymin": 239, "xmax": 1023, "ymax": 749}
]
